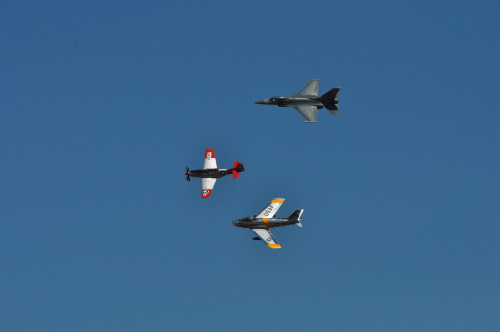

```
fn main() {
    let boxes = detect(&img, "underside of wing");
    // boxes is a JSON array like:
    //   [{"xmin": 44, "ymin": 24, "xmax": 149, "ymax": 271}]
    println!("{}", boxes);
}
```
[
  {"xmin": 295, "ymin": 106, "xmax": 318, "ymax": 122},
  {"xmin": 256, "ymin": 198, "xmax": 285, "ymax": 218},
  {"xmin": 251, "ymin": 228, "xmax": 281, "ymax": 249},
  {"xmin": 203, "ymin": 149, "xmax": 217, "ymax": 169},
  {"xmin": 201, "ymin": 178, "xmax": 216, "ymax": 198},
  {"xmin": 296, "ymin": 80, "xmax": 319, "ymax": 96}
]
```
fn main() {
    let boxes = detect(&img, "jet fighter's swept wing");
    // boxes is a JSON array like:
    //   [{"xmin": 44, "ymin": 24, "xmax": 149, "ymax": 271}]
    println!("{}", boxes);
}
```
[
  {"xmin": 295, "ymin": 106, "xmax": 318, "ymax": 122},
  {"xmin": 256, "ymin": 198, "xmax": 285, "ymax": 218},
  {"xmin": 251, "ymin": 228, "xmax": 281, "ymax": 249},
  {"xmin": 295, "ymin": 79, "xmax": 319, "ymax": 96}
]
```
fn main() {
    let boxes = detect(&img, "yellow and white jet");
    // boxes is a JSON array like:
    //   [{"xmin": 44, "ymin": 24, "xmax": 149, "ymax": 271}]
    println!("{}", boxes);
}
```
[{"xmin": 232, "ymin": 198, "xmax": 304, "ymax": 249}]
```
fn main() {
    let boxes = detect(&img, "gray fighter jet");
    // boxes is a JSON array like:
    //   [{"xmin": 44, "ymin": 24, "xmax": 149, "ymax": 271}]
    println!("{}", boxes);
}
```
[{"xmin": 255, "ymin": 80, "xmax": 340, "ymax": 122}]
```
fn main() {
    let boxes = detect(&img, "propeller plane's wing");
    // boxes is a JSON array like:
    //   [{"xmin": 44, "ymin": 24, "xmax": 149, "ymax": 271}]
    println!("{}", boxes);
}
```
[
  {"xmin": 295, "ymin": 106, "xmax": 318, "ymax": 123},
  {"xmin": 256, "ymin": 198, "xmax": 285, "ymax": 218},
  {"xmin": 251, "ymin": 228, "xmax": 281, "ymax": 249},
  {"xmin": 201, "ymin": 178, "xmax": 216, "ymax": 198},
  {"xmin": 203, "ymin": 149, "xmax": 217, "ymax": 169}
]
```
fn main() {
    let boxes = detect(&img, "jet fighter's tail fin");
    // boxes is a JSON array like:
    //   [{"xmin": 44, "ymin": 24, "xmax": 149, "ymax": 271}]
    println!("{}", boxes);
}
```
[
  {"xmin": 319, "ymin": 88, "xmax": 340, "ymax": 114},
  {"xmin": 231, "ymin": 161, "xmax": 245, "ymax": 179},
  {"xmin": 289, "ymin": 209, "xmax": 304, "ymax": 227}
]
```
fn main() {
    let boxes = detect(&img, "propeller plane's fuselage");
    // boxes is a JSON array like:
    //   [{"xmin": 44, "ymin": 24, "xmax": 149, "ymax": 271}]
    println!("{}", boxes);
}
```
[{"xmin": 185, "ymin": 168, "xmax": 233, "ymax": 179}]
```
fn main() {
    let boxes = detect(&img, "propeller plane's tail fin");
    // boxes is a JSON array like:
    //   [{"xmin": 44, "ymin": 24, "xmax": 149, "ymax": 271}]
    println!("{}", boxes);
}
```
[{"xmin": 231, "ymin": 161, "xmax": 245, "ymax": 179}]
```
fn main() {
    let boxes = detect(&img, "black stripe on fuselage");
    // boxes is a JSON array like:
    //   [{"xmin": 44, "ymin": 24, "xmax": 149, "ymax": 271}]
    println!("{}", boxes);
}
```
[{"xmin": 188, "ymin": 169, "xmax": 231, "ymax": 179}]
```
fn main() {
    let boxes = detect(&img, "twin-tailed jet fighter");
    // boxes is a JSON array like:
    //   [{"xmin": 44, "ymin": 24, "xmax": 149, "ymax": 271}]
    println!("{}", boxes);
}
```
[
  {"xmin": 185, "ymin": 149, "xmax": 245, "ymax": 198},
  {"xmin": 255, "ymin": 79, "xmax": 340, "ymax": 123},
  {"xmin": 233, "ymin": 198, "xmax": 303, "ymax": 249}
]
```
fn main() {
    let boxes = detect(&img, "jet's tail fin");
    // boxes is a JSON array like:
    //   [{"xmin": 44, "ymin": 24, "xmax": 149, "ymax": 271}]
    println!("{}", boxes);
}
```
[
  {"xmin": 288, "ymin": 209, "xmax": 304, "ymax": 227},
  {"xmin": 319, "ymin": 88, "xmax": 340, "ymax": 114},
  {"xmin": 231, "ymin": 161, "xmax": 245, "ymax": 179}
]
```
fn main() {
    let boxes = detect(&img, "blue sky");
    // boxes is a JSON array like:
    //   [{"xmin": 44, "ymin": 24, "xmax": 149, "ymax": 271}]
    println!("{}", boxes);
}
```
[{"xmin": 1, "ymin": 0, "xmax": 499, "ymax": 331}]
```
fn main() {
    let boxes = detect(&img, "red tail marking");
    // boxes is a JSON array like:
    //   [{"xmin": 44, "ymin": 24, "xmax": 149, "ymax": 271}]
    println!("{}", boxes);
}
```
[{"xmin": 232, "ymin": 161, "xmax": 241, "ymax": 179}]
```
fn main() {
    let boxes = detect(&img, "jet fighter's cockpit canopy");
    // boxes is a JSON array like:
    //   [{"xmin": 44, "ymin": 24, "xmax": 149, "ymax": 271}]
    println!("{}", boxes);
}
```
[
  {"xmin": 269, "ymin": 97, "xmax": 285, "ymax": 102},
  {"xmin": 240, "ymin": 217, "xmax": 253, "ymax": 222}
]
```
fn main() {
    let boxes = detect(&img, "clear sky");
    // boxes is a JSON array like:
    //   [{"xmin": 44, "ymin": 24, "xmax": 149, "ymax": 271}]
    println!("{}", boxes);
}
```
[{"xmin": 1, "ymin": 1, "xmax": 499, "ymax": 331}]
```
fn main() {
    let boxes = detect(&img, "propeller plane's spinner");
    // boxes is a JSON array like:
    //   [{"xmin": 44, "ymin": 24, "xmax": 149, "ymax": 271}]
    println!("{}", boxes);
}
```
[{"xmin": 185, "ymin": 149, "xmax": 245, "ymax": 198}]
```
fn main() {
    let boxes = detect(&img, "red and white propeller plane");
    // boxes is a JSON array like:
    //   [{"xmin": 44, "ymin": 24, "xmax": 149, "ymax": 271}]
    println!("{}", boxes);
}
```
[{"xmin": 185, "ymin": 149, "xmax": 245, "ymax": 198}]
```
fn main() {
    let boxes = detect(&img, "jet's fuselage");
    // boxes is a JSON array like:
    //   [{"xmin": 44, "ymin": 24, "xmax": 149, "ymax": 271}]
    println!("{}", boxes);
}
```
[
  {"xmin": 233, "ymin": 217, "xmax": 299, "ymax": 229},
  {"xmin": 255, "ymin": 96, "xmax": 325, "ymax": 109}
]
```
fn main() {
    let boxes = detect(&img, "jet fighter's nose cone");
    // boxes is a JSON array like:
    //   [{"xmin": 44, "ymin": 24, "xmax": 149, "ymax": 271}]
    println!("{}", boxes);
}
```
[{"xmin": 255, "ymin": 99, "xmax": 267, "ymax": 104}]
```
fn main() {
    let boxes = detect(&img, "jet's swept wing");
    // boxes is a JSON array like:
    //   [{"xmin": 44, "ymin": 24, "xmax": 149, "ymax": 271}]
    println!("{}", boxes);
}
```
[
  {"xmin": 203, "ymin": 149, "xmax": 217, "ymax": 169},
  {"xmin": 251, "ymin": 228, "xmax": 281, "ymax": 249},
  {"xmin": 296, "ymin": 80, "xmax": 319, "ymax": 96},
  {"xmin": 295, "ymin": 106, "xmax": 318, "ymax": 122},
  {"xmin": 201, "ymin": 178, "xmax": 216, "ymax": 198},
  {"xmin": 256, "ymin": 198, "xmax": 285, "ymax": 218}
]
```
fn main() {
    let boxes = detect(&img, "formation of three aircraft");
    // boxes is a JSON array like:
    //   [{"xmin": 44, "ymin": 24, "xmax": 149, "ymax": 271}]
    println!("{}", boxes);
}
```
[{"xmin": 185, "ymin": 80, "xmax": 341, "ymax": 249}]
